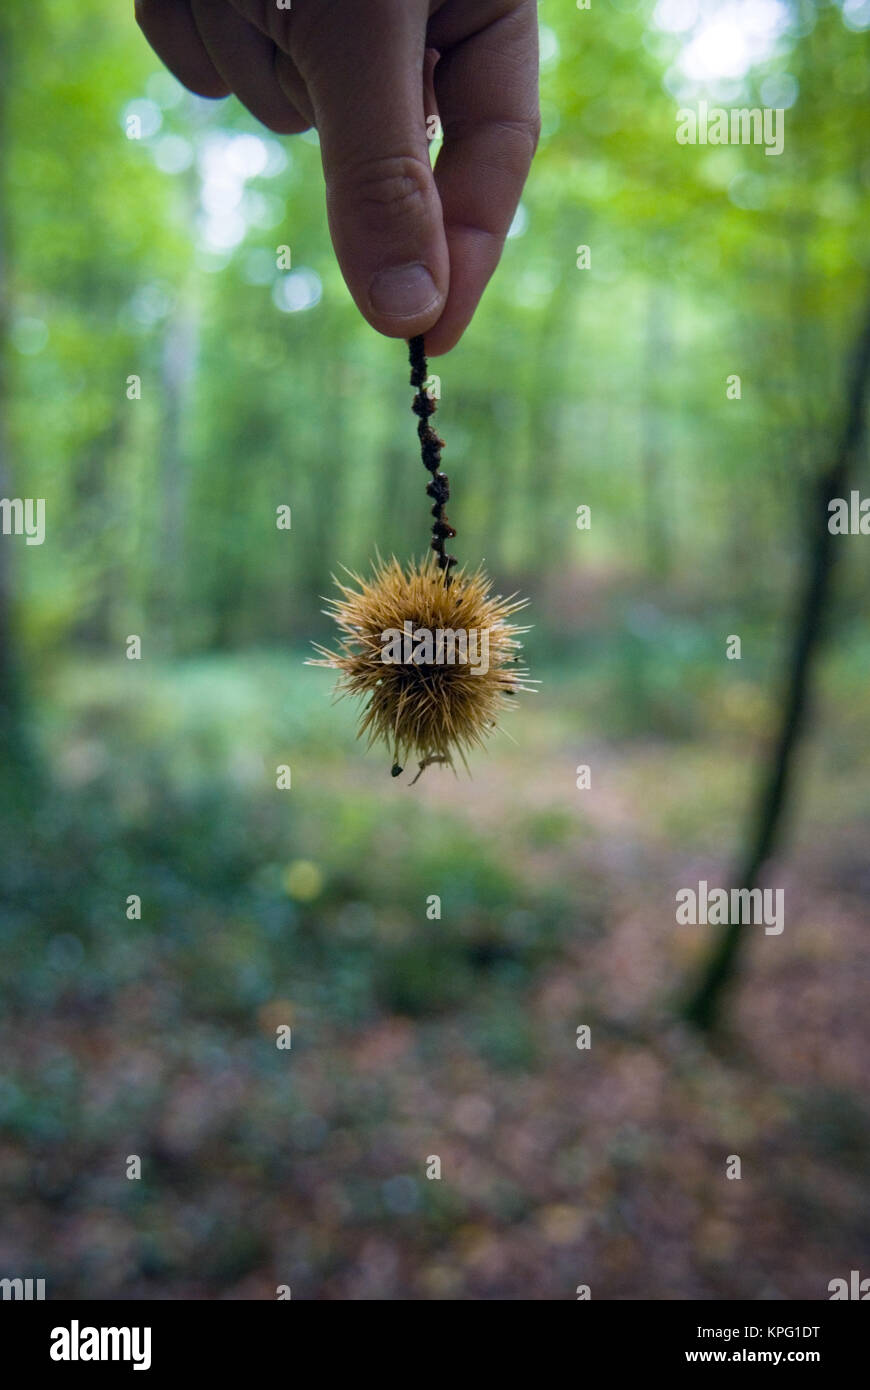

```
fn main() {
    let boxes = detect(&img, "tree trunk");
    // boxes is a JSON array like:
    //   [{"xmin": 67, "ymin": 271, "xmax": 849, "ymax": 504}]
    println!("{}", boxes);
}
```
[
  {"xmin": 0, "ymin": 12, "xmax": 26, "ymax": 781},
  {"xmin": 155, "ymin": 276, "xmax": 199, "ymax": 649},
  {"xmin": 682, "ymin": 291, "xmax": 870, "ymax": 1031},
  {"xmin": 642, "ymin": 281, "xmax": 669, "ymax": 579}
]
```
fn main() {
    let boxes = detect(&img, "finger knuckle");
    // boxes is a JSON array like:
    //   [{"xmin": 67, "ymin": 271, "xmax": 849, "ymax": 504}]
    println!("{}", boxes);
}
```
[{"xmin": 342, "ymin": 152, "xmax": 432, "ymax": 222}]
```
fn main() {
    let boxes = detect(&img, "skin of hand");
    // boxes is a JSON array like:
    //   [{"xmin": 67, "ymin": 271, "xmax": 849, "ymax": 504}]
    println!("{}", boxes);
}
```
[{"xmin": 135, "ymin": 0, "xmax": 540, "ymax": 355}]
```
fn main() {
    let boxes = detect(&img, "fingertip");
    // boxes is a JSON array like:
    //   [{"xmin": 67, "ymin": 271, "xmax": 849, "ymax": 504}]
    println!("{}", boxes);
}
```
[
  {"xmin": 323, "ymin": 159, "xmax": 449, "ymax": 340},
  {"xmin": 422, "ymin": 322, "xmax": 465, "ymax": 357},
  {"xmin": 135, "ymin": 0, "xmax": 230, "ymax": 99},
  {"xmin": 258, "ymin": 108, "xmax": 311, "ymax": 136},
  {"xmin": 366, "ymin": 263, "xmax": 444, "ymax": 338},
  {"xmin": 419, "ymin": 298, "xmax": 470, "ymax": 355},
  {"xmin": 419, "ymin": 225, "xmax": 502, "ymax": 355},
  {"xmin": 185, "ymin": 76, "xmax": 232, "ymax": 100}
]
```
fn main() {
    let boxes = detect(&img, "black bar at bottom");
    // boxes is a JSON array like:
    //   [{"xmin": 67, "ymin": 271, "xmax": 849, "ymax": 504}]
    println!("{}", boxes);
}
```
[{"xmin": 0, "ymin": 1298, "xmax": 863, "ymax": 1375}]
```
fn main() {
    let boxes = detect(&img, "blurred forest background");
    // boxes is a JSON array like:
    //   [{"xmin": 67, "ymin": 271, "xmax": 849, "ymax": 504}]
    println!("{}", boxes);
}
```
[{"xmin": 1, "ymin": 0, "xmax": 869, "ymax": 1299}]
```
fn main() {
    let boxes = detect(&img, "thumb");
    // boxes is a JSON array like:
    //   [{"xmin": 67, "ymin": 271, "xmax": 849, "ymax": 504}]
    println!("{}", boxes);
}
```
[{"xmin": 288, "ymin": 5, "xmax": 448, "ymax": 338}]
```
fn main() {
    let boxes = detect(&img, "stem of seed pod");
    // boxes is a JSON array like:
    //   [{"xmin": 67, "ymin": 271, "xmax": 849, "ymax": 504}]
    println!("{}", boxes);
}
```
[{"xmin": 408, "ymin": 335, "xmax": 457, "ymax": 583}]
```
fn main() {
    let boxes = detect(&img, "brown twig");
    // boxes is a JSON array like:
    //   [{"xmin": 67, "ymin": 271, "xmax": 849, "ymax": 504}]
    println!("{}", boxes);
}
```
[{"xmin": 408, "ymin": 335, "xmax": 456, "ymax": 580}]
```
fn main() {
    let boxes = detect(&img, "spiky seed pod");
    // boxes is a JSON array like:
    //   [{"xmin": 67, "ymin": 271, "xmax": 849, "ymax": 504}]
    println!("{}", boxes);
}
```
[{"xmin": 310, "ymin": 554, "xmax": 533, "ymax": 779}]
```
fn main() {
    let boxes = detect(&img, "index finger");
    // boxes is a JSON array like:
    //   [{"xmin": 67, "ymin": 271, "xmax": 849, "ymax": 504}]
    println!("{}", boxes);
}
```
[{"xmin": 425, "ymin": 2, "xmax": 540, "ymax": 355}]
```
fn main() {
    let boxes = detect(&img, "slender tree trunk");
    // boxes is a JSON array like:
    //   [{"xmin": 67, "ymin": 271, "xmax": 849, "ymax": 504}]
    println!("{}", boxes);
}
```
[
  {"xmin": 642, "ymin": 281, "xmax": 669, "ymax": 578},
  {"xmin": 155, "ymin": 276, "xmax": 199, "ymax": 648},
  {"xmin": 682, "ymin": 291, "xmax": 870, "ymax": 1030},
  {"xmin": 152, "ymin": 167, "xmax": 200, "ymax": 651},
  {"xmin": 0, "ymin": 12, "xmax": 26, "ymax": 779}
]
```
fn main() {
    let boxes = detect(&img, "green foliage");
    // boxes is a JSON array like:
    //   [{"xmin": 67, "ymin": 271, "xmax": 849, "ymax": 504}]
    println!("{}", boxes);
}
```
[
  {"xmin": 4, "ymin": 0, "xmax": 870, "ymax": 655},
  {"xmin": 2, "ymin": 0, "xmax": 870, "ymax": 1301}
]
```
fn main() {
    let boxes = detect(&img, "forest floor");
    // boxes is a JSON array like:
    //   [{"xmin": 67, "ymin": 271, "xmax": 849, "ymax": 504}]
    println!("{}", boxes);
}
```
[{"xmin": 1, "ymin": 648, "xmax": 868, "ymax": 1299}]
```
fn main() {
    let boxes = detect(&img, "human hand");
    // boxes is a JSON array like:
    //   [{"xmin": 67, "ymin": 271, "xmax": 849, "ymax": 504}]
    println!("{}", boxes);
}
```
[{"xmin": 135, "ymin": 0, "xmax": 540, "ymax": 354}]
